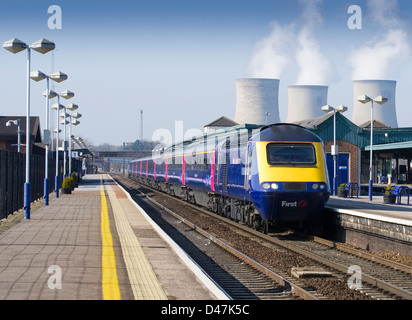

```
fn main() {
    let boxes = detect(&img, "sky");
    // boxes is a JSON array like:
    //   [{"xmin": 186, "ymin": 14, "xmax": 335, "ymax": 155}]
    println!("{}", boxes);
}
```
[{"xmin": 0, "ymin": 0, "xmax": 412, "ymax": 146}]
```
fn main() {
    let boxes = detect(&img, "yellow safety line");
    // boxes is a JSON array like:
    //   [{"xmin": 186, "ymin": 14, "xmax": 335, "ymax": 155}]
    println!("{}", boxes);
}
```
[
  {"xmin": 106, "ymin": 185, "xmax": 168, "ymax": 300},
  {"xmin": 100, "ymin": 176, "xmax": 121, "ymax": 300}
]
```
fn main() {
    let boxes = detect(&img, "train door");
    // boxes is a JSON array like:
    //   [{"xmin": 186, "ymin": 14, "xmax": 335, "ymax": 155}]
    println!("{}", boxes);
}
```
[
  {"xmin": 222, "ymin": 139, "xmax": 230, "ymax": 193},
  {"xmin": 244, "ymin": 143, "xmax": 252, "ymax": 190}
]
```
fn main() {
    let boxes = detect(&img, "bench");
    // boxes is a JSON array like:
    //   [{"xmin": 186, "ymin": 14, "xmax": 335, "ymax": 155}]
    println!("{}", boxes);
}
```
[{"xmin": 388, "ymin": 185, "xmax": 410, "ymax": 205}]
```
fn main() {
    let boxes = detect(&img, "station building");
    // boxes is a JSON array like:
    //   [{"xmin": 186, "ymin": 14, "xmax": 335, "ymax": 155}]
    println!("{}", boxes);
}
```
[
  {"xmin": 294, "ymin": 113, "xmax": 412, "ymax": 187},
  {"xmin": 204, "ymin": 112, "xmax": 412, "ymax": 188}
]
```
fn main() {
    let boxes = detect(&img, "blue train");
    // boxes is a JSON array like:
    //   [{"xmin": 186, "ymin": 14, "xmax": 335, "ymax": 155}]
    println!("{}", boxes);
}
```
[{"xmin": 129, "ymin": 123, "xmax": 330, "ymax": 230}]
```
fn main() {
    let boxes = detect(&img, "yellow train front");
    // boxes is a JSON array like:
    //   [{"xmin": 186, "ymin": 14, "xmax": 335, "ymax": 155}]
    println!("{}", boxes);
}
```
[{"xmin": 248, "ymin": 124, "xmax": 330, "ymax": 222}]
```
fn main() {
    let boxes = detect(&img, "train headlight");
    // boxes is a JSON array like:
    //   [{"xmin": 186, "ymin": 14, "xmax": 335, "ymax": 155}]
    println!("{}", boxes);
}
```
[
  {"xmin": 312, "ymin": 183, "xmax": 319, "ymax": 190},
  {"xmin": 271, "ymin": 183, "xmax": 279, "ymax": 190},
  {"xmin": 319, "ymin": 183, "xmax": 326, "ymax": 190},
  {"xmin": 262, "ymin": 183, "xmax": 271, "ymax": 190}
]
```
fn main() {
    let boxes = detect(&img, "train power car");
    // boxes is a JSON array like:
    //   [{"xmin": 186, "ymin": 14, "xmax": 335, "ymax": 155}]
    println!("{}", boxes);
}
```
[{"xmin": 129, "ymin": 123, "xmax": 330, "ymax": 231}]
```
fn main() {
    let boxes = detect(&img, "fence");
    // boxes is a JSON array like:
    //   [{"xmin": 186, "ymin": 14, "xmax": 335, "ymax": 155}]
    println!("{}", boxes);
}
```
[{"xmin": 0, "ymin": 149, "xmax": 82, "ymax": 219}]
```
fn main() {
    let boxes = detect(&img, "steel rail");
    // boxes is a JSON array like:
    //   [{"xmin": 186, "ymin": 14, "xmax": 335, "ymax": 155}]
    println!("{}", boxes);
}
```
[
  {"xmin": 116, "ymin": 176, "xmax": 412, "ymax": 300},
  {"xmin": 134, "ymin": 187, "xmax": 321, "ymax": 301},
  {"xmin": 207, "ymin": 206, "xmax": 412, "ymax": 300},
  {"xmin": 312, "ymin": 236, "xmax": 412, "ymax": 274}
]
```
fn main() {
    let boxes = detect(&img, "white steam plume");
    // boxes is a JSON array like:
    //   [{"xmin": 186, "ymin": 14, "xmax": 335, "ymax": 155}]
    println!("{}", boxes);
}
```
[
  {"xmin": 247, "ymin": 22, "xmax": 295, "ymax": 79},
  {"xmin": 349, "ymin": 0, "xmax": 411, "ymax": 80},
  {"xmin": 295, "ymin": 0, "xmax": 336, "ymax": 85},
  {"xmin": 248, "ymin": 0, "xmax": 335, "ymax": 85}
]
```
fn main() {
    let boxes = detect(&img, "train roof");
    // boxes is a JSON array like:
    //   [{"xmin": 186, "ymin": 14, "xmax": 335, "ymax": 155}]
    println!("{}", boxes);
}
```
[
  {"xmin": 253, "ymin": 123, "xmax": 323, "ymax": 143},
  {"xmin": 131, "ymin": 123, "xmax": 322, "ymax": 162}
]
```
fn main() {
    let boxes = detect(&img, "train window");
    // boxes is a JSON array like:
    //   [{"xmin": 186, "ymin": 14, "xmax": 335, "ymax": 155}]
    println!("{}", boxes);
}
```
[{"xmin": 267, "ymin": 143, "xmax": 316, "ymax": 166}]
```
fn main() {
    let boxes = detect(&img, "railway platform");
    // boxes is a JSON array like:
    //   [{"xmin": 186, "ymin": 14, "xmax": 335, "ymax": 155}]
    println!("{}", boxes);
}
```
[
  {"xmin": 0, "ymin": 174, "xmax": 225, "ymax": 300},
  {"xmin": 326, "ymin": 195, "xmax": 412, "ymax": 225},
  {"xmin": 325, "ymin": 195, "xmax": 412, "ymax": 255}
]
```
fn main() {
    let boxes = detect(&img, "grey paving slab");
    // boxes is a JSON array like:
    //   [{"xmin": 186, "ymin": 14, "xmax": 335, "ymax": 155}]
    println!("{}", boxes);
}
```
[{"xmin": 0, "ymin": 174, "xmax": 222, "ymax": 300}]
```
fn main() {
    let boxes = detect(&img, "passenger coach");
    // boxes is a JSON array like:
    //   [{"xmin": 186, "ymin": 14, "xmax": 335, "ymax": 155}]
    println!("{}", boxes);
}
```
[{"xmin": 129, "ymin": 124, "xmax": 330, "ymax": 231}]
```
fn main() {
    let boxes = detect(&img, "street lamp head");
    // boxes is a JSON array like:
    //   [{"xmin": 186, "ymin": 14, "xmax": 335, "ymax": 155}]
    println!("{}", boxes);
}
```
[
  {"xmin": 336, "ymin": 105, "xmax": 348, "ymax": 113},
  {"xmin": 66, "ymin": 103, "xmax": 78, "ymax": 111},
  {"xmin": 30, "ymin": 70, "xmax": 47, "ymax": 82},
  {"xmin": 6, "ymin": 119, "xmax": 19, "ymax": 127},
  {"xmin": 3, "ymin": 38, "xmax": 55, "ymax": 55},
  {"xmin": 52, "ymin": 103, "xmax": 64, "ymax": 110},
  {"xmin": 50, "ymin": 71, "xmax": 68, "ymax": 83},
  {"xmin": 71, "ymin": 120, "xmax": 80, "ymax": 126},
  {"xmin": 71, "ymin": 112, "xmax": 82, "ymax": 119},
  {"xmin": 59, "ymin": 112, "xmax": 69, "ymax": 119},
  {"xmin": 374, "ymin": 96, "xmax": 388, "ymax": 105},
  {"xmin": 60, "ymin": 90, "xmax": 74, "ymax": 99},
  {"xmin": 3, "ymin": 38, "xmax": 27, "ymax": 53},
  {"xmin": 357, "ymin": 95, "xmax": 372, "ymax": 104},
  {"xmin": 321, "ymin": 105, "xmax": 334, "ymax": 113},
  {"xmin": 30, "ymin": 39, "xmax": 55, "ymax": 54},
  {"xmin": 43, "ymin": 90, "xmax": 58, "ymax": 99}
]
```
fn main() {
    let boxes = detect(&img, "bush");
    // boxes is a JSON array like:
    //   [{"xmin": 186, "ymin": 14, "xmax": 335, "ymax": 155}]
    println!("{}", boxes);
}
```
[
  {"xmin": 71, "ymin": 172, "xmax": 79, "ymax": 185},
  {"xmin": 62, "ymin": 177, "xmax": 74, "ymax": 189}
]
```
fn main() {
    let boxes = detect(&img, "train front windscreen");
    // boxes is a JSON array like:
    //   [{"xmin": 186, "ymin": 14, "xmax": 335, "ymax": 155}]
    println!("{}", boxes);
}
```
[{"xmin": 266, "ymin": 143, "xmax": 317, "ymax": 166}]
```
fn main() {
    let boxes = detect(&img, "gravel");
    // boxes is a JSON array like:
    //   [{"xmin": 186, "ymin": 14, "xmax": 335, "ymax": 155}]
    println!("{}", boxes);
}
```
[{"xmin": 141, "ymin": 187, "xmax": 374, "ymax": 300}]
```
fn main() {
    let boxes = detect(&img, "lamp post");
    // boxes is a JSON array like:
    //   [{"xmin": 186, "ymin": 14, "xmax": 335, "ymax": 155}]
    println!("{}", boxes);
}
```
[
  {"xmin": 59, "ymin": 101, "xmax": 77, "ymax": 178},
  {"xmin": 61, "ymin": 117, "xmax": 81, "ymax": 176},
  {"xmin": 30, "ymin": 70, "xmax": 68, "ymax": 206},
  {"xmin": 67, "ymin": 113, "xmax": 81, "ymax": 176},
  {"xmin": 52, "ymin": 99, "xmax": 64, "ymax": 198},
  {"xmin": 52, "ymin": 90, "xmax": 73, "ymax": 197},
  {"xmin": 321, "ymin": 105, "xmax": 348, "ymax": 196},
  {"xmin": 52, "ymin": 128, "xmax": 61, "ymax": 153},
  {"xmin": 6, "ymin": 119, "xmax": 22, "ymax": 152},
  {"xmin": 3, "ymin": 38, "xmax": 55, "ymax": 219},
  {"xmin": 357, "ymin": 95, "xmax": 388, "ymax": 201},
  {"xmin": 61, "ymin": 93, "xmax": 75, "ymax": 179}
]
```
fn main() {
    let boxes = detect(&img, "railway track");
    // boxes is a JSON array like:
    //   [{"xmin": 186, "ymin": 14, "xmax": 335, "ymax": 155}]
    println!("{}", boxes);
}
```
[
  {"xmin": 274, "ymin": 234, "xmax": 412, "ymax": 300},
  {"xmin": 113, "ymin": 175, "xmax": 412, "ymax": 300},
  {"xmin": 113, "ymin": 176, "xmax": 322, "ymax": 300}
]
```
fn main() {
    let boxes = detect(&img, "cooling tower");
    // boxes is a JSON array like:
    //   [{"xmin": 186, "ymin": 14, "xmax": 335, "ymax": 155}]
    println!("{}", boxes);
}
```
[
  {"xmin": 352, "ymin": 80, "xmax": 398, "ymax": 128},
  {"xmin": 234, "ymin": 78, "xmax": 280, "ymax": 125},
  {"xmin": 285, "ymin": 85, "xmax": 328, "ymax": 123}
]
